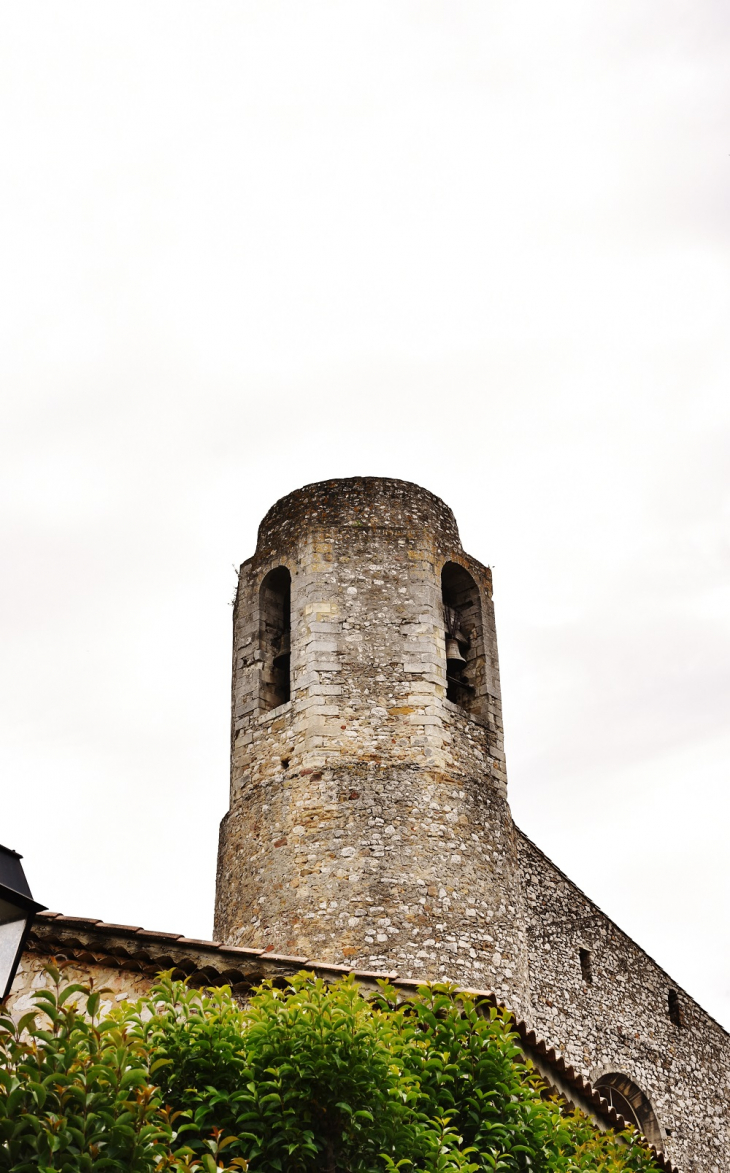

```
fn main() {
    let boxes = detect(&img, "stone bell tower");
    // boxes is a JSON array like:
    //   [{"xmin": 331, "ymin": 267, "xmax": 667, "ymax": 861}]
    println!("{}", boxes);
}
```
[{"xmin": 215, "ymin": 477, "xmax": 529, "ymax": 1014}]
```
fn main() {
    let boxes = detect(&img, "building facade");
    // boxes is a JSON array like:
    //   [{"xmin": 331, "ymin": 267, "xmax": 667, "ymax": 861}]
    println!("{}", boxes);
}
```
[
  {"xmin": 9, "ymin": 477, "xmax": 729, "ymax": 1172},
  {"xmin": 214, "ymin": 477, "xmax": 729, "ymax": 1172}
]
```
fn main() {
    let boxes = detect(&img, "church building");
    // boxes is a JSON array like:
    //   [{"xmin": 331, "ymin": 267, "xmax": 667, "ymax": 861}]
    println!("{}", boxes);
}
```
[{"xmin": 9, "ymin": 478, "xmax": 729, "ymax": 1173}]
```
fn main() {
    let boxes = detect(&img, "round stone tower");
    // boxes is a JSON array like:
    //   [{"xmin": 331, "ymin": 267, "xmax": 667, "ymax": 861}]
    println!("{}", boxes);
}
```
[{"xmin": 215, "ymin": 477, "xmax": 529, "ymax": 1013}]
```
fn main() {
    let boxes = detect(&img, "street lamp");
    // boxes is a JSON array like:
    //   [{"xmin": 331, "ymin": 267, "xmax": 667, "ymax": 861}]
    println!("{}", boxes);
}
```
[{"xmin": 0, "ymin": 844, "xmax": 46, "ymax": 1001}]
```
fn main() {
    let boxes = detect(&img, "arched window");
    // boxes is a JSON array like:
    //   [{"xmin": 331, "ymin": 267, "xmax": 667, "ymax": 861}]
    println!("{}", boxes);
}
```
[
  {"xmin": 594, "ymin": 1073, "xmax": 662, "ymax": 1148},
  {"xmin": 441, "ymin": 562, "xmax": 485, "ymax": 716},
  {"xmin": 259, "ymin": 567, "xmax": 291, "ymax": 711}
]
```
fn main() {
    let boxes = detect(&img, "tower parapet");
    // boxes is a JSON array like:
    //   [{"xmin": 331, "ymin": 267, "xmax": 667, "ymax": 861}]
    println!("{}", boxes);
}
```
[{"xmin": 215, "ymin": 478, "xmax": 529, "ymax": 1012}]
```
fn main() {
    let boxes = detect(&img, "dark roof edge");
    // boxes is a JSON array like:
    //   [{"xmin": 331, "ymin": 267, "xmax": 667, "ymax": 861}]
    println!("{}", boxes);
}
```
[{"xmin": 24, "ymin": 911, "xmax": 678, "ymax": 1173}]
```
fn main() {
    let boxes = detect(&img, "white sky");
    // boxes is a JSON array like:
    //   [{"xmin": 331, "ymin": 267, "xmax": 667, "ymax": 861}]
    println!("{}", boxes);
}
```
[{"xmin": 2, "ymin": 2, "xmax": 730, "ymax": 1027}]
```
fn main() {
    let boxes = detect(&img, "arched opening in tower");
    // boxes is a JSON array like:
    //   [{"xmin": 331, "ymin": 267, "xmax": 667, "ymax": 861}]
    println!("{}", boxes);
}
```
[
  {"xmin": 441, "ymin": 561, "xmax": 485, "ymax": 715},
  {"xmin": 259, "ymin": 566, "xmax": 291, "ymax": 711}
]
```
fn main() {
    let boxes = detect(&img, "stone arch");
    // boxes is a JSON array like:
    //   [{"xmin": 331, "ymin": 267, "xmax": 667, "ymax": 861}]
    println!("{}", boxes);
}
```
[
  {"xmin": 259, "ymin": 566, "xmax": 291, "ymax": 711},
  {"xmin": 440, "ymin": 561, "xmax": 486, "ymax": 717},
  {"xmin": 593, "ymin": 1072, "xmax": 663, "ymax": 1149}
]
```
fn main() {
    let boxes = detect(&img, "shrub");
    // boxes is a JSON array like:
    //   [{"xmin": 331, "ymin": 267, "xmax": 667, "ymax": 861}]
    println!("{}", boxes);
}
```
[{"xmin": 0, "ymin": 965, "xmax": 661, "ymax": 1173}]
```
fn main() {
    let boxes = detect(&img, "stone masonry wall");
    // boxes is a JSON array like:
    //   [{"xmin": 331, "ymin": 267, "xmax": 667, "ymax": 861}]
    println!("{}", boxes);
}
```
[
  {"xmin": 227, "ymin": 481, "xmax": 507, "ymax": 791},
  {"xmin": 8, "ymin": 953, "xmax": 153, "ymax": 1019},
  {"xmin": 217, "ymin": 759, "xmax": 527, "ymax": 1011},
  {"xmin": 215, "ymin": 478, "xmax": 531, "ymax": 1015},
  {"xmin": 518, "ymin": 831, "xmax": 730, "ymax": 1173}
]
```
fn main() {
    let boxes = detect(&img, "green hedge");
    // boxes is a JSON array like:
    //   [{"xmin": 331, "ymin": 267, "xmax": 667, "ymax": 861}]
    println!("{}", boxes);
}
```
[{"xmin": 0, "ymin": 964, "xmax": 661, "ymax": 1173}]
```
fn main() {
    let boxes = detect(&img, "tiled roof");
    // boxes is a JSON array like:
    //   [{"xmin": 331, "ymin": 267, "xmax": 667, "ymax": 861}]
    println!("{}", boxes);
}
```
[{"xmin": 27, "ymin": 911, "xmax": 678, "ymax": 1173}]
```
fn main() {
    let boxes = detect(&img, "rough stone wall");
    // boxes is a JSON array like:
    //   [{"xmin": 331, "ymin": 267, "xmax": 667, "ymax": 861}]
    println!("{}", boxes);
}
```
[
  {"xmin": 217, "ymin": 760, "xmax": 527, "ymax": 1010},
  {"xmin": 227, "ymin": 479, "xmax": 506, "ymax": 790},
  {"xmin": 518, "ymin": 831, "xmax": 730, "ymax": 1173},
  {"xmin": 8, "ymin": 953, "xmax": 152, "ymax": 1018},
  {"xmin": 215, "ymin": 478, "xmax": 530, "ymax": 1015}
]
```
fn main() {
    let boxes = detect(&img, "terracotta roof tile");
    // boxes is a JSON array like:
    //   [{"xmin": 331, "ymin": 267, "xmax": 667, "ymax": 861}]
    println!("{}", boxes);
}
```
[
  {"xmin": 217, "ymin": 945, "xmax": 265, "ymax": 959},
  {"xmin": 135, "ymin": 929, "xmax": 185, "ymax": 942},
  {"xmin": 260, "ymin": 952, "xmax": 309, "ymax": 965},
  {"xmin": 91, "ymin": 922, "xmax": 144, "ymax": 934},
  {"xmin": 304, "ymin": 959, "xmax": 357, "ymax": 974},
  {"xmin": 352, "ymin": 969, "xmax": 400, "ymax": 981},
  {"xmin": 175, "ymin": 937, "xmax": 222, "ymax": 948}
]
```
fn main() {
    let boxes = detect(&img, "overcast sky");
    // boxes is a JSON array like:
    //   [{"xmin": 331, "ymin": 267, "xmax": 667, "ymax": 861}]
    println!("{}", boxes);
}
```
[{"xmin": 2, "ymin": 2, "xmax": 730, "ymax": 1027}]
